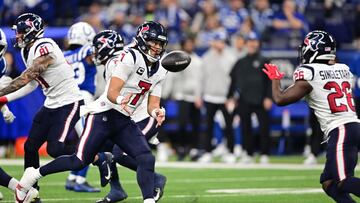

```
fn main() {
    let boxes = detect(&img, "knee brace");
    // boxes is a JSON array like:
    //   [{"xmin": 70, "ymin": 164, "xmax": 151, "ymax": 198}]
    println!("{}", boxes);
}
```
[{"xmin": 135, "ymin": 153, "xmax": 155, "ymax": 171}]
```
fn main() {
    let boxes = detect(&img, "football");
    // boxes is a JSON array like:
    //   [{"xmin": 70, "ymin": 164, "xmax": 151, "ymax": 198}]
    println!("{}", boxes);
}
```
[{"xmin": 161, "ymin": 50, "xmax": 191, "ymax": 72}]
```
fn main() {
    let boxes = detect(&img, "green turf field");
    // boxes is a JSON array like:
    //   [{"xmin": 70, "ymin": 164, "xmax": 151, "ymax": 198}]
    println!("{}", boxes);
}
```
[{"xmin": 0, "ymin": 157, "xmax": 358, "ymax": 203}]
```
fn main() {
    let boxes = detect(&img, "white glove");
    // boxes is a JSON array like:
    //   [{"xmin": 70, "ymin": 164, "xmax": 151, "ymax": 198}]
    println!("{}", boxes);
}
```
[{"xmin": 1, "ymin": 106, "xmax": 15, "ymax": 123}]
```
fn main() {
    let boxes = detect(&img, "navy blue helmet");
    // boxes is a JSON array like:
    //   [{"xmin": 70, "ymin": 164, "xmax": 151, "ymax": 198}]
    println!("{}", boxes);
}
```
[
  {"xmin": 12, "ymin": 13, "xmax": 44, "ymax": 48},
  {"xmin": 92, "ymin": 30, "xmax": 124, "ymax": 65}
]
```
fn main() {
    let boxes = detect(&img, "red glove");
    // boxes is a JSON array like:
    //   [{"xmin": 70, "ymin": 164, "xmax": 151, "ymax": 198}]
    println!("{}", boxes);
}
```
[
  {"xmin": 262, "ymin": 63, "xmax": 285, "ymax": 80},
  {"xmin": 0, "ymin": 96, "xmax": 8, "ymax": 109}
]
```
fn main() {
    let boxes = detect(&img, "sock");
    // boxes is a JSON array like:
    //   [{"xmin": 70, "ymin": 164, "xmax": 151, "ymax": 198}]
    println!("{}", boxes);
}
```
[
  {"xmin": 67, "ymin": 173, "xmax": 77, "ymax": 181},
  {"xmin": 8, "ymin": 178, "xmax": 19, "ymax": 191},
  {"xmin": 324, "ymin": 181, "xmax": 355, "ymax": 202},
  {"xmin": 340, "ymin": 177, "xmax": 360, "ymax": 197},
  {"xmin": 76, "ymin": 165, "xmax": 89, "ymax": 177},
  {"xmin": 76, "ymin": 176, "xmax": 86, "ymax": 184},
  {"xmin": 0, "ymin": 167, "xmax": 12, "ymax": 188},
  {"xmin": 143, "ymin": 198, "xmax": 155, "ymax": 203}
]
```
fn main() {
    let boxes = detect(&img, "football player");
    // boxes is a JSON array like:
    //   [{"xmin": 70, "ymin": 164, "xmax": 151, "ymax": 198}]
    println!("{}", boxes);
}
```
[
  {"xmin": 16, "ymin": 22, "xmax": 168, "ymax": 203},
  {"xmin": 63, "ymin": 22, "xmax": 99, "ymax": 193},
  {"xmin": 95, "ymin": 22, "xmax": 168, "ymax": 203},
  {"xmin": 0, "ymin": 28, "xmax": 15, "ymax": 124},
  {"xmin": 263, "ymin": 30, "xmax": 360, "ymax": 203},
  {"xmin": 0, "ymin": 28, "xmax": 39, "ymax": 203},
  {"xmin": 0, "ymin": 13, "xmax": 110, "ymax": 202}
]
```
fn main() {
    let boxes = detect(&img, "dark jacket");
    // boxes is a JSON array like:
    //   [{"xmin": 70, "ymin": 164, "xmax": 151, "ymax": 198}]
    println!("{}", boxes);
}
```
[{"xmin": 228, "ymin": 52, "xmax": 272, "ymax": 106}]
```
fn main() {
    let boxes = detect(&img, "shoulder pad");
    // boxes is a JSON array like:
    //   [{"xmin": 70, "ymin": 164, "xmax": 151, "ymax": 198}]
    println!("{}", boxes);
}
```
[
  {"xmin": 33, "ymin": 39, "xmax": 55, "ymax": 59},
  {"xmin": 293, "ymin": 65, "xmax": 314, "ymax": 82}
]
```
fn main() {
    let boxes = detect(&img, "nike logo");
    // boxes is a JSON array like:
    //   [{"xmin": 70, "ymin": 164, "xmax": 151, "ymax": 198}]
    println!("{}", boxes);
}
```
[
  {"xmin": 154, "ymin": 188, "xmax": 160, "ymax": 201},
  {"xmin": 105, "ymin": 164, "xmax": 111, "ymax": 180}
]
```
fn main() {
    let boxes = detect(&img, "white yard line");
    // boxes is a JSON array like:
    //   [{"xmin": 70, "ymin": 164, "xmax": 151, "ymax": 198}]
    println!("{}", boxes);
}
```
[{"xmin": 0, "ymin": 159, "xmax": 327, "ymax": 170}]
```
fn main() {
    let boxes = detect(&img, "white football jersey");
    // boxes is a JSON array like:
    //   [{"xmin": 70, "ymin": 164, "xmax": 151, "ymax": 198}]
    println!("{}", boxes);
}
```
[
  {"xmin": 21, "ymin": 38, "xmax": 83, "ymax": 108},
  {"xmin": 80, "ymin": 48, "xmax": 167, "ymax": 117},
  {"xmin": 293, "ymin": 63, "xmax": 359, "ymax": 136}
]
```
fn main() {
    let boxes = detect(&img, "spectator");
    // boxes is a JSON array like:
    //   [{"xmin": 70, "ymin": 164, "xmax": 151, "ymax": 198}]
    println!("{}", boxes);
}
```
[
  {"xmin": 249, "ymin": 0, "xmax": 274, "ymax": 39},
  {"xmin": 271, "ymin": 0, "xmax": 308, "ymax": 48},
  {"xmin": 219, "ymin": 0, "xmax": 249, "ymax": 37},
  {"xmin": 231, "ymin": 32, "xmax": 247, "ymax": 59},
  {"xmin": 198, "ymin": 30, "xmax": 237, "ymax": 163},
  {"xmin": 195, "ymin": 14, "xmax": 225, "ymax": 50},
  {"xmin": 78, "ymin": 2, "xmax": 107, "ymax": 32},
  {"xmin": 228, "ymin": 32, "xmax": 272, "ymax": 164},
  {"xmin": 155, "ymin": 0, "xmax": 190, "ymax": 48},
  {"xmin": 144, "ymin": 0, "xmax": 157, "ymax": 21},
  {"xmin": 163, "ymin": 36, "xmax": 203, "ymax": 161},
  {"xmin": 191, "ymin": 0, "xmax": 218, "ymax": 34}
]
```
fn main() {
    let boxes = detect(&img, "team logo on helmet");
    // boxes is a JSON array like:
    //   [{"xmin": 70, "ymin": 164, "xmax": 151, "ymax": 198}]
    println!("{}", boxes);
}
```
[
  {"xmin": 97, "ymin": 34, "xmax": 116, "ymax": 48},
  {"xmin": 139, "ymin": 25, "xmax": 150, "ymax": 34},
  {"xmin": 304, "ymin": 33, "xmax": 325, "ymax": 51}
]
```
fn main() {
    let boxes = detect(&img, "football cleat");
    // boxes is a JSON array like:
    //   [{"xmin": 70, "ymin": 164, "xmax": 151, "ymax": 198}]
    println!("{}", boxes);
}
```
[
  {"xmin": 73, "ymin": 181, "xmax": 100, "ymax": 193},
  {"xmin": 0, "ymin": 191, "xmax": 3, "ymax": 200},
  {"xmin": 65, "ymin": 179, "xmax": 76, "ymax": 191},
  {"xmin": 154, "ymin": 173, "xmax": 167, "ymax": 202},
  {"xmin": 96, "ymin": 152, "xmax": 113, "ymax": 187},
  {"xmin": 96, "ymin": 187, "xmax": 128, "ymax": 203},
  {"xmin": 15, "ymin": 187, "xmax": 39, "ymax": 203}
]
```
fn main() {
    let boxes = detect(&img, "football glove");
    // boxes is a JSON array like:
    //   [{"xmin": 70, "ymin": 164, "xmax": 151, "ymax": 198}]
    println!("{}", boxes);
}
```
[{"xmin": 263, "ymin": 63, "xmax": 285, "ymax": 80}]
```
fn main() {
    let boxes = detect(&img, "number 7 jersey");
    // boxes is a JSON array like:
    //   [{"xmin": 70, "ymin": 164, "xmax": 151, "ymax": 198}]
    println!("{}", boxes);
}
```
[{"xmin": 293, "ymin": 63, "xmax": 359, "ymax": 136}]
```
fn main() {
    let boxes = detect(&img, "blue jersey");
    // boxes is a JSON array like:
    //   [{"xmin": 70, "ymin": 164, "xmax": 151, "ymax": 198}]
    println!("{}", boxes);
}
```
[{"xmin": 64, "ymin": 44, "xmax": 96, "ymax": 95}]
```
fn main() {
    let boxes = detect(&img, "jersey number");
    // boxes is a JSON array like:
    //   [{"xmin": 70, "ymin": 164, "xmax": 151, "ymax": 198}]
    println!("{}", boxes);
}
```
[
  {"xmin": 130, "ymin": 80, "xmax": 152, "ymax": 106},
  {"xmin": 324, "ymin": 81, "xmax": 355, "ymax": 113},
  {"xmin": 39, "ymin": 46, "xmax": 49, "ymax": 56}
]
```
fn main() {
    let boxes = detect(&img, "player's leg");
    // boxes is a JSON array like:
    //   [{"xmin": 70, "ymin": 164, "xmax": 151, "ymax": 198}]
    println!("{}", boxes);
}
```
[
  {"xmin": 0, "ymin": 167, "xmax": 18, "ymax": 191},
  {"xmin": 255, "ymin": 106, "xmax": 271, "ymax": 164},
  {"xmin": 237, "ymin": 99, "xmax": 254, "ymax": 163},
  {"xmin": 320, "ymin": 123, "xmax": 358, "ymax": 202},
  {"xmin": 16, "ymin": 114, "xmax": 109, "ymax": 199},
  {"xmin": 112, "ymin": 115, "xmax": 155, "ymax": 202},
  {"xmin": 333, "ymin": 123, "xmax": 360, "ymax": 196}
]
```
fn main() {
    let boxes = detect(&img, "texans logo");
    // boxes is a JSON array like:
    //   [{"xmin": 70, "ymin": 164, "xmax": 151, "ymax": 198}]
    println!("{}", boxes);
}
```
[
  {"xmin": 98, "ymin": 34, "xmax": 116, "ymax": 48},
  {"xmin": 304, "ymin": 33, "xmax": 325, "ymax": 51},
  {"xmin": 140, "ymin": 25, "xmax": 149, "ymax": 33},
  {"xmin": 24, "ymin": 18, "xmax": 41, "ymax": 30}
]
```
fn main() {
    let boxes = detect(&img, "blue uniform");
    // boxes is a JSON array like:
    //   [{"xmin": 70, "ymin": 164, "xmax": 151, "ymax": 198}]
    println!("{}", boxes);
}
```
[
  {"xmin": 0, "ymin": 57, "xmax": 6, "ymax": 77},
  {"xmin": 64, "ymin": 44, "xmax": 97, "ymax": 95}
]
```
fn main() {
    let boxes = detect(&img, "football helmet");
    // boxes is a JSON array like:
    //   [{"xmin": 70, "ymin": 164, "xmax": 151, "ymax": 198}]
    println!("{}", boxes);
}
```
[
  {"xmin": 134, "ymin": 21, "xmax": 168, "ymax": 63},
  {"xmin": 67, "ymin": 22, "xmax": 96, "ymax": 46},
  {"xmin": 92, "ymin": 30, "xmax": 124, "ymax": 65},
  {"xmin": 0, "ymin": 28, "xmax": 8, "ymax": 58},
  {"xmin": 12, "ymin": 13, "xmax": 44, "ymax": 48},
  {"xmin": 299, "ymin": 30, "xmax": 336, "ymax": 64}
]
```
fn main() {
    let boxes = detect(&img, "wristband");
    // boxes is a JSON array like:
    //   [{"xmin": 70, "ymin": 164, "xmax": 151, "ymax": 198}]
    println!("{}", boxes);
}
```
[
  {"xmin": 115, "ymin": 96, "xmax": 124, "ymax": 104},
  {"xmin": 0, "ymin": 96, "xmax": 8, "ymax": 105}
]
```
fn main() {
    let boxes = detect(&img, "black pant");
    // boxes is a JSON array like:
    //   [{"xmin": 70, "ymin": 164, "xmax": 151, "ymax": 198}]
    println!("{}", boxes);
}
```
[
  {"xmin": 237, "ymin": 99, "xmax": 270, "ymax": 156},
  {"xmin": 177, "ymin": 100, "xmax": 201, "ymax": 150},
  {"xmin": 202, "ymin": 102, "xmax": 234, "ymax": 153},
  {"xmin": 309, "ymin": 109, "xmax": 323, "ymax": 156}
]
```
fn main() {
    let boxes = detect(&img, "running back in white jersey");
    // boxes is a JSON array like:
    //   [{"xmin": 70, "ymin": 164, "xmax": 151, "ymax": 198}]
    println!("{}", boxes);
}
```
[
  {"xmin": 293, "ymin": 63, "xmax": 359, "ymax": 135},
  {"xmin": 21, "ymin": 38, "xmax": 83, "ymax": 108},
  {"xmin": 80, "ymin": 47, "xmax": 167, "ymax": 117}
]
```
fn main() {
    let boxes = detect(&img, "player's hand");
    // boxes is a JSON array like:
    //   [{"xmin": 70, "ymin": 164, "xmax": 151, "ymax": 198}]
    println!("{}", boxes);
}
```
[
  {"xmin": 151, "ymin": 107, "xmax": 166, "ymax": 127},
  {"xmin": 263, "ymin": 63, "xmax": 285, "ymax": 80},
  {"xmin": 119, "ymin": 93, "xmax": 133, "ymax": 115},
  {"xmin": 2, "ymin": 109, "xmax": 15, "ymax": 123}
]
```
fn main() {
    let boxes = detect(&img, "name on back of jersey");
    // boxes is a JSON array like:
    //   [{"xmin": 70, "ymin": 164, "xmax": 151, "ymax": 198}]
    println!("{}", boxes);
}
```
[{"xmin": 319, "ymin": 69, "xmax": 351, "ymax": 80}]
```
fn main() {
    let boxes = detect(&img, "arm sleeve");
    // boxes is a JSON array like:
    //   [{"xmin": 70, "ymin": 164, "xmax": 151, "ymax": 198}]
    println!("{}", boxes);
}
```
[{"xmin": 6, "ymin": 80, "xmax": 38, "ymax": 102}]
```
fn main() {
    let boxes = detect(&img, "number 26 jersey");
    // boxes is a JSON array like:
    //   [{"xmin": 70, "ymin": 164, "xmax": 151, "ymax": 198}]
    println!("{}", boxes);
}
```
[{"xmin": 293, "ymin": 63, "xmax": 359, "ymax": 136}]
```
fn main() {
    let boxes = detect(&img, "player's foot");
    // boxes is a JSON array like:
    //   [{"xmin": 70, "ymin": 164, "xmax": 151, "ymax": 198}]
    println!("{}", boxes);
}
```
[
  {"xmin": 73, "ymin": 181, "xmax": 100, "ymax": 192},
  {"xmin": 96, "ymin": 187, "xmax": 128, "ymax": 203},
  {"xmin": 96, "ymin": 152, "xmax": 113, "ymax": 187},
  {"xmin": 31, "ymin": 197, "xmax": 42, "ymax": 203},
  {"xmin": 0, "ymin": 191, "xmax": 3, "ymax": 200},
  {"xmin": 259, "ymin": 155, "xmax": 269, "ymax": 164},
  {"xmin": 16, "ymin": 167, "xmax": 42, "ymax": 202},
  {"xmin": 15, "ymin": 187, "xmax": 39, "ymax": 203},
  {"xmin": 154, "ymin": 173, "xmax": 167, "ymax": 202},
  {"xmin": 65, "ymin": 179, "xmax": 76, "ymax": 191},
  {"xmin": 303, "ymin": 153, "xmax": 317, "ymax": 165}
]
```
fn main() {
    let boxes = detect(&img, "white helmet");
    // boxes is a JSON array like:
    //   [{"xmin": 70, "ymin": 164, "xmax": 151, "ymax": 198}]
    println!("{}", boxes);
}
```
[
  {"xmin": 0, "ymin": 28, "xmax": 7, "ymax": 58},
  {"xmin": 67, "ymin": 22, "xmax": 96, "ymax": 46}
]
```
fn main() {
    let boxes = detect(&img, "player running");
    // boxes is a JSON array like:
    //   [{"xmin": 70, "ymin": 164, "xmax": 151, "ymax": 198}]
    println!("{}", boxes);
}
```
[
  {"xmin": 263, "ymin": 30, "xmax": 360, "ymax": 203},
  {"xmin": 16, "ymin": 21, "xmax": 168, "ymax": 203},
  {"xmin": 63, "ymin": 21, "xmax": 99, "ymax": 193}
]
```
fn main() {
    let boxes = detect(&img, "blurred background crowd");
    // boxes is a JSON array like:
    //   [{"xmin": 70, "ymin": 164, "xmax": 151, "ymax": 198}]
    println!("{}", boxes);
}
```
[{"xmin": 1, "ymin": 0, "xmax": 360, "ymax": 165}]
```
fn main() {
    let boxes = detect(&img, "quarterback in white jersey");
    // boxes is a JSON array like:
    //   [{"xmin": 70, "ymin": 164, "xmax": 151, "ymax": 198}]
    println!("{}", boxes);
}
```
[
  {"xmin": 263, "ymin": 30, "xmax": 360, "ymax": 203},
  {"xmin": 0, "ymin": 13, "xmax": 83, "ymax": 203}
]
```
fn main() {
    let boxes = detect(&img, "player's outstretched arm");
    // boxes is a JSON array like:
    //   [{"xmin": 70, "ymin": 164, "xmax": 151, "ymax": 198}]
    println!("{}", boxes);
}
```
[
  {"xmin": 263, "ymin": 63, "xmax": 312, "ymax": 106},
  {"xmin": 0, "ymin": 55, "xmax": 53, "ymax": 96}
]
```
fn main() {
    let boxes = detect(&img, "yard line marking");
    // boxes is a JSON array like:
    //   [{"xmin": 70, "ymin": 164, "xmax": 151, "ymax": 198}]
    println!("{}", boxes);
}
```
[
  {"xmin": 0, "ymin": 188, "xmax": 323, "ymax": 202},
  {"xmin": 0, "ymin": 159, "xmax": 329, "ymax": 170},
  {"xmin": 207, "ymin": 188, "xmax": 323, "ymax": 195}
]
